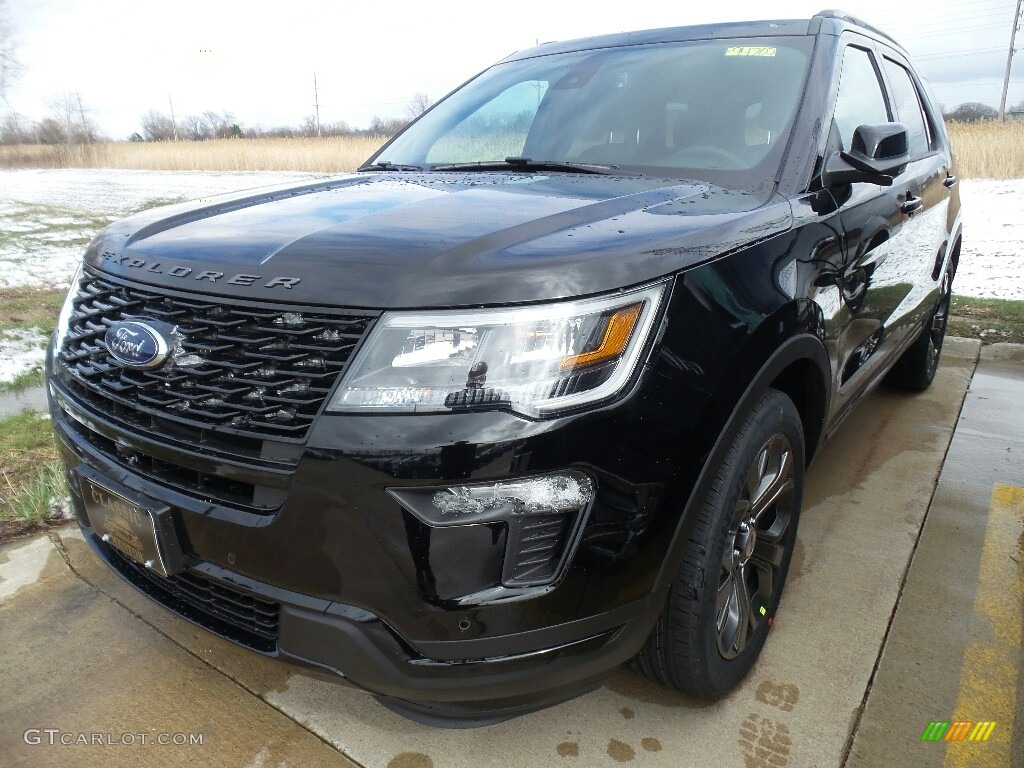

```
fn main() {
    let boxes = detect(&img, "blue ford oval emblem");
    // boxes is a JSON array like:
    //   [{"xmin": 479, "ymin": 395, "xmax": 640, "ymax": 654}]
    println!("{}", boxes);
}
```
[{"xmin": 104, "ymin": 321, "xmax": 171, "ymax": 369}]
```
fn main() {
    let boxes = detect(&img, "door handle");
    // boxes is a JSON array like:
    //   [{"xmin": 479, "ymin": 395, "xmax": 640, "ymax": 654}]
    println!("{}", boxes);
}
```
[
  {"xmin": 943, "ymin": 175, "xmax": 957, "ymax": 188},
  {"xmin": 899, "ymin": 195, "xmax": 923, "ymax": 215}
]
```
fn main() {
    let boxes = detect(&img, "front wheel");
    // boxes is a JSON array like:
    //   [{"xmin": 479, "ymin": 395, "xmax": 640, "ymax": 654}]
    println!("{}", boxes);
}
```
[{"xmin": 632, "ymin": 388, "xmax": 804, "ymax": 698}]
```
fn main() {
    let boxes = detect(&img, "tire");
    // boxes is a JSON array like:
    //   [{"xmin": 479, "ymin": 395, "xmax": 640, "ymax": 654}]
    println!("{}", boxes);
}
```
[
  {"xmin": 885, "ymin": 268, "xmax": 954, "ymax": 392},
  {"xmin": 632, "ymin": 388, "xmax": 804, "ymax": 698}
]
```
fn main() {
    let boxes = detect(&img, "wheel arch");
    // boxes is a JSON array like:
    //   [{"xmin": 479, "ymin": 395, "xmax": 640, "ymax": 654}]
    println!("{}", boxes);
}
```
[{"xmin": 652, "ymin": 326, "xmax": 831, "ymax": 595}]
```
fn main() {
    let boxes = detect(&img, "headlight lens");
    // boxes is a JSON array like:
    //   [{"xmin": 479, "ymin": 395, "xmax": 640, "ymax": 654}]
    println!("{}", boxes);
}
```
[
  {"xmin": 53, "ymin": 263, "xmax": 84, "ymax": 354},
  {"xmin": 328, "ymin": 282, "xmax": 666, "ymax": 416}
]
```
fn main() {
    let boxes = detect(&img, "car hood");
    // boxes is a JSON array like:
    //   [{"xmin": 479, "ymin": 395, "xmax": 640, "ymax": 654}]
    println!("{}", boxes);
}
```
[{"xmin": 86, "ymin": 172, "xmax": 793, "ymax": 308}]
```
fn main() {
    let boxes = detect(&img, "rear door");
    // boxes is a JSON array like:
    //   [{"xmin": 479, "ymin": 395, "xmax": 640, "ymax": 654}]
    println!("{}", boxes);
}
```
[{"xmin": 875, "ymin": 50, "xmax": 954, "ymax": 344}]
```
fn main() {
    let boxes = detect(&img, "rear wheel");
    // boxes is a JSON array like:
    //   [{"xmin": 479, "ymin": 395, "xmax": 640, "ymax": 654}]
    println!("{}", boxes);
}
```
[
  {"xmin": 886, "ymin": 268, "xmax": 954, "ymax": 392},
  {"xmin": 632, "ymin": 388, "xmax": 804, "ymax": 697}
]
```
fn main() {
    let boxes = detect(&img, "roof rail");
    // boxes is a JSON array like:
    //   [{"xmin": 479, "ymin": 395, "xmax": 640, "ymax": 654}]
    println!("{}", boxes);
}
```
[{"xmin": 814, "ymin": 9, "xmax": 899, "ymax": 45}]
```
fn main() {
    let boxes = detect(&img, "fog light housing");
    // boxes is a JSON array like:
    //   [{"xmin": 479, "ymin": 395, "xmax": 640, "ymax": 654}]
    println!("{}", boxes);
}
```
[{"xmin": 387, "ymin": 471, "xmax": 594, "ymax": 587}]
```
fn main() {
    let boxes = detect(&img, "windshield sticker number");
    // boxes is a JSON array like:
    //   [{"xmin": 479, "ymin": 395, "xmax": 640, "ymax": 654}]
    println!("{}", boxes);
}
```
[{"xmin": 726, "ymin": 46, "xmax": 777, "ymax": 57}]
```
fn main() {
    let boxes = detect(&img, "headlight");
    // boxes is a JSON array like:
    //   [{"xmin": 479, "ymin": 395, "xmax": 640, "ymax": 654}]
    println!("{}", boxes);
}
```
[
  {"xmin": 53, "ymin": 263, "xmax": 84, "ymax": 354},
  {"xmin": 328, "ymin": 282, "xmax": 666, "ymax": 416}
]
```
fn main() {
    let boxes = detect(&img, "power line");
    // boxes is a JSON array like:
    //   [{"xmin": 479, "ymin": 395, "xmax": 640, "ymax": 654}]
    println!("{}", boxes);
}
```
[
  {"xmin": 901, "ymin": 23, "xmax": 1010, "ymax": 40},
  {"xmin": 918, "ymin": 46, "xmax": 1005, "ymax": 60},
  {"xmin": 918, "ymin": 49, "xmax": 1004, "ymax": 62},
  {"xmin": 935, "ymin": 79, "xmax": 1014, "ymax": 87},
  {"xmin": 868, "ymin": 0, "xmax": 1016, "ymax": 23},
  {"xmin": 878, "ymin": 8, "xmax": 1017, "ymax": 31}
]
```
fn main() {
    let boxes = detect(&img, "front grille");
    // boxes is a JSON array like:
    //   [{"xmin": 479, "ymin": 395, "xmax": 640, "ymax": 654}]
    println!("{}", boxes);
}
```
[
  {"xmin": 57, "ymin": 270, "xmax": 375, "ymax": 440},
  {"xmin": 105, "ymin": 544, "xmax": 280, "ymax": 653},
  {"xmin": 62, "ymin": 416, "xmax": 285, "ymax": 511}
]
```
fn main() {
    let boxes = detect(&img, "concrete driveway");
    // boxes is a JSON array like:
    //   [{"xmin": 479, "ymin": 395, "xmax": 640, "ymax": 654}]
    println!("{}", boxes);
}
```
[{"xmin": 1, "ymin": 338, "xmax": 1020, "ymax": 768}]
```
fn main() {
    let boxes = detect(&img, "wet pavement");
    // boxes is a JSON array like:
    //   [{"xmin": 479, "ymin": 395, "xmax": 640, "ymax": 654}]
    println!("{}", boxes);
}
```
[
  {"xmin": 0, "ymin": 384, "xmax": 47, "ymax": 418},
  {"xmin": 1, "ymin": 338, "xmax": 1020, "ymax": 768},
  {"xmin": 847, "ymin": 343, "xmax": 1024, "ymax": 768}
]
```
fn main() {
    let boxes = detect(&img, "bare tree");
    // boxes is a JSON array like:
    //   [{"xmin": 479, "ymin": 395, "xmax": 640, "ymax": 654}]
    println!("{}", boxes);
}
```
[
  {"xmin": 0, "ymin": 107, "xmax": 29, "ymax": 144},
  {"xmin": 406, "ymin": 92, "xmax": 432, "ymax": 119},
  {"xmin": 200, "ymin": 110, "xmax": 241, "ymax": 138},
  {"xmin": 44, "ymin": 91, "xmax": 99, "ymax": 144},
  {"xmin": 321, "ymin": 120, "xmax": 351, "ymax": 137},
  {"xmin": 944, "ymin": 102, "xmax": 998, "ymax": 123},
  {"xmin": 299, "ymin": 114, "xmax": 318, "ymax": 137},
  {"xmin": 47, "ymin": 92, "xmax": 78, "ymax": 147},
  {"xmin": 0, "ymin": 0, "xmax": 23, "ymax": 104},
  {"xmin": 181, "ymin": 114, "xmax": 210, "ymax": 141},
  {"xmin": 36, "ymin": 117, "xmax": 65, "ymax": 144},
  {"xmin": 140, "ymin": 109, "xmax": 177, "ymax": 141},
  {"xmin": 369, "ymin": 115, "xmax": 409, "ymax": 135}
]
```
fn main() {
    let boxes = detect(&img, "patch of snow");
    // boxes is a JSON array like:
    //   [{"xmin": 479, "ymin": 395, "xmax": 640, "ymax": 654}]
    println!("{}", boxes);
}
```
[
  {"xmin": 432, "ymin": 473, "xmax": 594, "ymax": 517},
  {"xmin": 0, "ymin": 168, "xmax": 324, "ymax": 288},
  {"xmin": 47, "ymin": 494, "xmax": 74, "ymax": 521},
  {"xmin": 957, "ymin": 179, "xmax": 1024, "ymax": 300},
  {"xmin": 0, "ymin": 328, "xmax": 47, "ymax": 384}
]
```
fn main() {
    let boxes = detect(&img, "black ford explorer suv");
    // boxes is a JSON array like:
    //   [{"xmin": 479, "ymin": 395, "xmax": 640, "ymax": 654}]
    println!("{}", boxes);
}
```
[{"xmin": 47, "ymin": 11, "xmax": 960, "ymax": 726}]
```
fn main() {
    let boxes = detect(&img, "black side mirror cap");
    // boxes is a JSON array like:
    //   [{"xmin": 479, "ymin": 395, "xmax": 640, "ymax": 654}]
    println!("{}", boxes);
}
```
[{"xmin": 820, "ymin": 122, "xmax": 911, "ymax": 189}]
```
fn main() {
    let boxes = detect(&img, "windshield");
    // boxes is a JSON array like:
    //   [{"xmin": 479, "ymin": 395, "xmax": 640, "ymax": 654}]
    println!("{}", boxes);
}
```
[{"xmin": 373, "ymin": 37, "xmax": 813, "ymax": 190}]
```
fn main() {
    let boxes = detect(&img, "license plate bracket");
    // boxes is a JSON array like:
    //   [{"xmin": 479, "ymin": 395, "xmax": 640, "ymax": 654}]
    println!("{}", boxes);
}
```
[{"xmin": 76, "ymin": 466, "xmax": 185, "ymax": 578}]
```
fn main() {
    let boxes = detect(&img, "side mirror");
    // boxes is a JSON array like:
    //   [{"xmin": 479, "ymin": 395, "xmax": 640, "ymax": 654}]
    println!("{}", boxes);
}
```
[{"xmin": 820, "ymin": 122, "xmax": 910, "ymax": 188}]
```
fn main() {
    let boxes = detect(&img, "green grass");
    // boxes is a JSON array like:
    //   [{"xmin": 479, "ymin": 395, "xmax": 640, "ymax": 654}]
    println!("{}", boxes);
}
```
[
  {"xmin": 2, "ymin": 460, "xmax": 67, "ymax": 528},
  {"xmin": 949, "ymin": 295, "xmax": 1024, "ymax": 345},
  {"xmin": 0, "ymin": 287, "xmax": 64, "ymax": 338},
  {"xmin": 0, "ymin": 368, "xmax": 45, "ymax": 394},
  {"xmin": 0, "ymin": 411, "xmax": 67, "ymax": 539}
]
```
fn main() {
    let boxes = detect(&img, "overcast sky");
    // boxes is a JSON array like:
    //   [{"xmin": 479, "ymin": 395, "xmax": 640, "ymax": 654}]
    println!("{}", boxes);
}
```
[{"xmin": 5, "ymin": 0, "xmax": 1022, "ymax": 138}]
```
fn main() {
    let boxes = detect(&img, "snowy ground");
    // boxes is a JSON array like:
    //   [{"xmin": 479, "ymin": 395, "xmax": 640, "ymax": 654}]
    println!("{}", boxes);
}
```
[
  {"xmin": 0, "ymin": 169, "xmax": 1020, "ymax": 385},
  {"xmin": 0, "ymin": 169, "xmax": 323, "ymax": 288},
  {"xmin": 0, "ymin": 328, "xmax": 47, "ymax": 384},
  {"xmin": 953, "ymin": 180, "xmax": 1024, "ymax": 301}
]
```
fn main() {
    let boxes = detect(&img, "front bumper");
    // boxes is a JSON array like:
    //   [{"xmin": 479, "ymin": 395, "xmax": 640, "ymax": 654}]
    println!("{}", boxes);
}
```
[
  {"xmin": 77, "ymin": 524, "xmax": 661, "ymax": 724},
  {"xmin": 47, "ymin": 321, "xmax": 705, "ymax": 721}
]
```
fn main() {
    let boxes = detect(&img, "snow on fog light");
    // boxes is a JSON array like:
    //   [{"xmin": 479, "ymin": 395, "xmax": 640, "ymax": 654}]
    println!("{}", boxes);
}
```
[{"xmin": 386, "ymin": 470, "xmax": 594, "ymax": 527}]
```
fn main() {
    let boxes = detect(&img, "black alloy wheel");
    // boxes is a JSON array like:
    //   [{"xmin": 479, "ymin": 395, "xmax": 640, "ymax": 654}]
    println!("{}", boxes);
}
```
[
  {"xmin": 632, "ymin": 388, "xmax": 804, "ymax": 698},
  {"xmin": 716, "ymin": 433, "xmax": 795, "ymax": 659}
]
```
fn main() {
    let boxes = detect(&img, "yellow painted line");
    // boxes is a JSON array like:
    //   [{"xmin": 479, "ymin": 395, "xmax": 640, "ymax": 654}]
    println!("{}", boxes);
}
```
[{"xmin": 943, "ymin": 483, "xmax": 1024, "ymax": 768}]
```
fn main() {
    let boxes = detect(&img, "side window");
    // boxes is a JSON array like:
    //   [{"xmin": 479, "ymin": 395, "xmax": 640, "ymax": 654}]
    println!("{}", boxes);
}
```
[
  {"xmin": 832, "ymin": 46, "xmax": 890, "ymax": 152},
  {"xmin": 882, "ymin": 58, "xmax": 931, "ymax": 156}
]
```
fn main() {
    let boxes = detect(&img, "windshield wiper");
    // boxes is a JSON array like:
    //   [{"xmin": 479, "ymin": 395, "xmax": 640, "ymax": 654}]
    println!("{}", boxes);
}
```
[
  {"xmin": 431, "ymin": 157, "xmax": 634, "ymax": 175},
  {"xmin": 358, "ymin": 161, "xmax": 424, "ymax": 172}
]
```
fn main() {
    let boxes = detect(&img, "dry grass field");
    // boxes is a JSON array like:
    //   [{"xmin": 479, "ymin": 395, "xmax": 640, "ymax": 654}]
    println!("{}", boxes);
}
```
[
  {"xmin": 0, "ymin": 121, "xmax": 1021, "ymax": 178},
  {"xmin": 946, "ymin": 121, "xmax": 1024, "ymax": 179},
  {"xmin": 0, "ymin": 135, "xmax": 388, "ymax": 173}
]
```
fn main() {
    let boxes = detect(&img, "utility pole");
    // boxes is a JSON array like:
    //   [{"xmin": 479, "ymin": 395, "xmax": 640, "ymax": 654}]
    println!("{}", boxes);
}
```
[
  {"xmin": 75, "ymin": 90, "xmax": 90, "ymax": 143},
  {"xmin": 999, "ymin": 0, "xmax": 1022, "ymax": 121},
  {"xmin": 168, "ymin": 93, "xmax": 178, "ymax": 141},
  {"xmin": 311, "ymin": 72, "xmax": 319, "ymax": 137}
]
